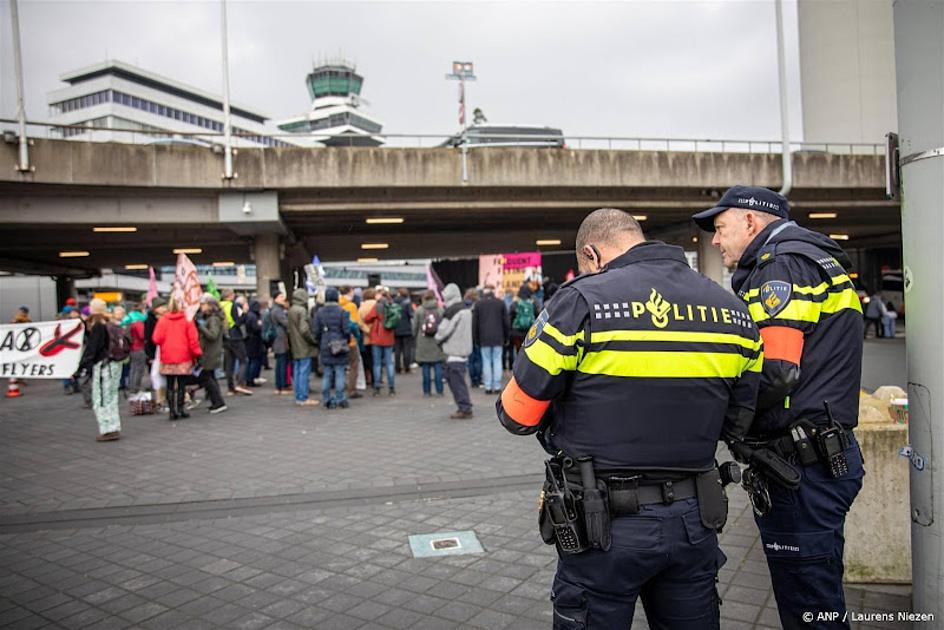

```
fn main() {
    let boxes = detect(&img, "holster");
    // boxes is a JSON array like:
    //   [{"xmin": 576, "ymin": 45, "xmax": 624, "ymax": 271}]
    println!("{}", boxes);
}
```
[
  {"xmin": 695, "ymin": 468, "xmax": 729, "ymax": 531},
  {"xmin": 538, "ymin": 481, "xmax": 556, "ymax": 545},
  {"xmin": 578, "ymin": 456, "xmax": 611, "ymax": 551}
]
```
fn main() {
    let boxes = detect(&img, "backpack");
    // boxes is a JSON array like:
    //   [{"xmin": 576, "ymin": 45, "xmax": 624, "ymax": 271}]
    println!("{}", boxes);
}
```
[
  {"xmin": 512, "ymin": 299, "xmax": 535, "ymax": 332},
  {"xmin": 106, "ymin": 322, "xmax": 131, "ymax": 362},
  {"xmin": 421, "ymin": 308, "xmax": 441, "ymax": 337},
  {"xmin": 382, "ymin": 301, "xmax": 402, "ymax": 330},
  {"xmin": 261, "ymin": 310, "xmax": 277, "ymax": 344}
]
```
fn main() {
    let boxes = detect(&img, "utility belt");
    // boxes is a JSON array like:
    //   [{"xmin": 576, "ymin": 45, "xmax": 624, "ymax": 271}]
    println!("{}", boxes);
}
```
[
  {"xmin": 750, "ymin": 418, "xmax": 854, "ymax": 479},
  {"xmin": 735, "ymin": 403, "xmax": 853, "ymax": 518},
  {"xmin": 562, "ymin": 471, "xmax": 698, "ymax": 515},
  {"xmin": 538, "ymin": 454, "xmax": 740, "ymax": 555}
]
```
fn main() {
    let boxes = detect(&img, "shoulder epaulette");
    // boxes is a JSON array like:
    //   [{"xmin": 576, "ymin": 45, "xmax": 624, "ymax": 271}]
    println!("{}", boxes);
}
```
[{"xmin": 763, "ymin": 241, "xmax": 843, "ymax": 276}]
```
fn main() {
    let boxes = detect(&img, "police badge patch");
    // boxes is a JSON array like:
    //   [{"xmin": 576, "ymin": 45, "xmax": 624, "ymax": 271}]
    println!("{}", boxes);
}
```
[
  {"xmin": 760, "ymin": 281, "xmax": 792, "ymax": 317},
  {"xmin": 523, "ymin": 309, "xmax": 549, "ymax": 348}
]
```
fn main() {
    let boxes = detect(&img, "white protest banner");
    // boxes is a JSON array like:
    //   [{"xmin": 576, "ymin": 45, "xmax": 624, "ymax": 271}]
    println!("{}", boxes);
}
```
[
  {"xmin": 172, "ymin": 253, "xmax": 203, "ymax": 321},
  {"xmin": 0, "ymin": 320, "xmax": 85, "ymax": 379}
]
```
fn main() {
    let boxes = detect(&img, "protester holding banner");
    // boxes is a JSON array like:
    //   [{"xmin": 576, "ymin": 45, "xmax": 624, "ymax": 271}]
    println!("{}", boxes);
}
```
[
  {"xmin": 152, "ymin": 297, "xmax": 202, "ymax": 421},
  {"xmin": 79, "ymin": 299, "xmax": 122, "ymax": 441}
]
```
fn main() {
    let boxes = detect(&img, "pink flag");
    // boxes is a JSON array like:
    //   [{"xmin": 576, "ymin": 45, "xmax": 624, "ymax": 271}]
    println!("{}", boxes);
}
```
[
  {"xmin": 426, "ymin": 264, "xmax": 444, "ymax": 307},
  {"xmin": 146, "ymin": 266, "xmax": 158, "ymax": 306},
  {"xmin": 172, "ymin": 253, "xmax": 202, "ymax": 321}
]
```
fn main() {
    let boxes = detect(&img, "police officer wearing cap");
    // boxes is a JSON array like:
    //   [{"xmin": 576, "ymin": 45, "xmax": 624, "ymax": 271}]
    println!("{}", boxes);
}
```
[
  {"xmin": 496, "ymin": 208, "xmax": 764, "ymax": 629},
  {"xmin": 693, "ymin": 186, "xmax": 865, "ymax": 629}
]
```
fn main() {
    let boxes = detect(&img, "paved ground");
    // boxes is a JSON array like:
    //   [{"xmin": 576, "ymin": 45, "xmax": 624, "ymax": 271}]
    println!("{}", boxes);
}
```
[{"xmin": 0, "ymin": 340, "xmax": 917, "ymax": 629}]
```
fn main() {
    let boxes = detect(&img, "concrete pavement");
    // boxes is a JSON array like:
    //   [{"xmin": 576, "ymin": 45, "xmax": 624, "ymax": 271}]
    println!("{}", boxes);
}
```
[{"xmin": 0, "ymin": 341, "xmax": 916, "ymax": 629}]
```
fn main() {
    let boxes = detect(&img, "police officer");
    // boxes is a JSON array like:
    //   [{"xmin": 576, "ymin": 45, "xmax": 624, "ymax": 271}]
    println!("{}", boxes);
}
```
[
  {"xmin": 692, "ymin": 186, "xmax": 865, "ymax": 629},
  {"xmin": 496, "ymin": 208, "xmax": 763, "ymax": 629}
]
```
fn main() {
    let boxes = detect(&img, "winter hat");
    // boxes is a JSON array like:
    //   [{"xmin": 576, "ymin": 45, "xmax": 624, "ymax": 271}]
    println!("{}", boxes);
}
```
[{"xmin": 325, "ymin": 287, "xmax": 340, "ymax": 303}]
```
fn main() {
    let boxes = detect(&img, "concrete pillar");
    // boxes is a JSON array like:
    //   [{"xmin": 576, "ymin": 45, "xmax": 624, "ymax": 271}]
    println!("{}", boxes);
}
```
[
  {"xmin": 54, "ymin": 275, "xmax": 75, "ymax": 307},
  {"xmin": 253, "ymin": 233, "xmax": 280, "ymax": 303},
  {"xmin": 697, "ymin": 231, "xmax": 725, "ymax": 286}
]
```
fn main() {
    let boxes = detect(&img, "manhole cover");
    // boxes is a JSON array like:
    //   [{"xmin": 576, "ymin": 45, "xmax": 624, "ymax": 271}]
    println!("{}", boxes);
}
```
[{"xmin": 408, "ymin": 530, "xmax": 484, "ymax": 558}]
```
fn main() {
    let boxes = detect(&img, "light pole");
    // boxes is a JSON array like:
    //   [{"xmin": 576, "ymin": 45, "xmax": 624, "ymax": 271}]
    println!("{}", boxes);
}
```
[
  {"xmin": 445, "ymin": 61, "xmax": 476, "ymax": 183},
  {"xmin": 774, "ymin": 0, "xmax": 792, "ymax": 197},
  {"xmin": 220, "ymin": 0, "xmax": 235, "ymax": 179},
  {"xmin": 9, "ymin": 0, "xmax": 31, "ymax": 173}
]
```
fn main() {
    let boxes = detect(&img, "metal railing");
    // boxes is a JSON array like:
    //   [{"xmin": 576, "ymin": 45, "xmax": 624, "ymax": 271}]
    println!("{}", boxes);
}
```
[{"xmin": 0, "ymin": 118, "xmax": 885, "ymax": 155}]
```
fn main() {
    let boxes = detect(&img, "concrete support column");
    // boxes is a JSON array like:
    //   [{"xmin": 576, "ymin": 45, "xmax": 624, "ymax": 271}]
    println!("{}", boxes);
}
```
[
  {"xmin": 54, "ymin": 276, "xmax": 75, "ymax": 307},
  {"xmin": 253, "ymin": 233, "xmax": 280, "ymax": 303},
  {"xmin": 696, "ymin": 232, "xmax": 725, "ymax": 286}
]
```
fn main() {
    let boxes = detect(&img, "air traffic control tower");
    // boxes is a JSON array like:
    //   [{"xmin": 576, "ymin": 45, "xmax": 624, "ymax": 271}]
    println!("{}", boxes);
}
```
[{"xmin": 277, "ymin": 60, "xmax": 385, "ymax": 147}]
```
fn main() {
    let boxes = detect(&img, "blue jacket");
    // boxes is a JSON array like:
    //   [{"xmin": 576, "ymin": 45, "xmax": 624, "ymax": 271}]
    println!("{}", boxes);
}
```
[{"xmin": 314, "ymin": 302, "xmax": 352, "ymax": 366}]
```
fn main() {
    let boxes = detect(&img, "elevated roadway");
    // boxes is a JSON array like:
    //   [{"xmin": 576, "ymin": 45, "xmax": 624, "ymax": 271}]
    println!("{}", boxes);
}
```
[{"xmin": 0, "ymin": 139, "xmax": 897, "ymax": 295}]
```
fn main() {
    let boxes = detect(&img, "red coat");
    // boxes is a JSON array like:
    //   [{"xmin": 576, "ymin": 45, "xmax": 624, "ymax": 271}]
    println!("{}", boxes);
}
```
[
  {"xmin": 363, "ymin": 300, "xmax": 395, "ymax": 347},
  {"xmin": 130, "ymin": 320, "xmax": 146, "ymax": 352},
  {"xmin": 151, "ymin": 311, "xmax": 202, "ymax": 363}
]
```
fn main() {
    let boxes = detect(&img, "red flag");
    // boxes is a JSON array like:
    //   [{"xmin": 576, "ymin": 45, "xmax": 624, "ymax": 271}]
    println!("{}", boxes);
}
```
[{"xmin": 146, "ymin": 266, "xmax": 158, "ymax": 306}]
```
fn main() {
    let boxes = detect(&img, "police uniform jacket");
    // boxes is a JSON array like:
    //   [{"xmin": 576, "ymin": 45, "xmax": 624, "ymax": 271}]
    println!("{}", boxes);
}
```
[
  {"xmin": 497, "ymin": 241, "xmax": 763, "ymax": 472},
  {"xmin": 731, "ymin": 220, "xmax": 863, "ymax": 436}
]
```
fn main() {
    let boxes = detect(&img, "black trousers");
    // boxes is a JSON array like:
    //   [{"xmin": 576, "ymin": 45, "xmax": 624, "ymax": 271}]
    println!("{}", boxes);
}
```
[
  {"xmin": 189, "ymin": 369, "xmax": 224, "ymax": 408},
  {"xmin": 394, "ymin": 336, "xmax": 414, "ymax": 372},
  {"xmin": 166, "ymin": 375, "xmax": 188, "ymax": 418},
  {"xmin": 224, "ymin": 338, "xmax": 248, "ymax": 390},
  {"xmin": 444, "ymin": 362, "xmax": 472, "ymax": 413}
]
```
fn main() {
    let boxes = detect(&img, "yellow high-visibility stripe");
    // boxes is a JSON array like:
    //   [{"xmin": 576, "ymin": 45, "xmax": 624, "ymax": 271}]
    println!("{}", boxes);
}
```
[
  {"xmin": 589, "ymin": 329, "xmax": 760, "ymax": 352},
  {"xmin": 524, "ymin": 338, "xmax": 579, "ymax": 376},
  {"xmin": 743, "ymin": 274, "xmax": 852, "ymax": 300},
  {"xmin": 541, "ymin": 323, "xmax": 585, "ymax": 347},
  {"xmin": 748, "ymin": 287, "xmax": 862, "ymax": 323},
  {"xmin": 577, "ymin": 350, "xmax": 760, "ymax": 379},
  {"xmin": 744, "ymin": 351, "xmax": 764, "ymax": 373},
  {"xmin": 821, "ymin": 287, "xmax": 863, "ymax": 314}
]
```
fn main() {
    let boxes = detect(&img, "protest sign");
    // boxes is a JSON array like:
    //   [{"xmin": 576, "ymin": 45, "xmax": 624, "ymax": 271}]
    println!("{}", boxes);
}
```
[{"xmin": 0, "ymin": 321, "xmax": 85, "ymax": 379}]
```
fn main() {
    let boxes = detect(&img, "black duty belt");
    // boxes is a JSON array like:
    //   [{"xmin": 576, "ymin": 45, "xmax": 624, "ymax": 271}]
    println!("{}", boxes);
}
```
[
  {"xmin": 564, "ymin": 471, "xmax": 698, "ymax": 515},
  {"xmin": 757, "ymin": 425, "xmax": 854, "ymax": 460}
]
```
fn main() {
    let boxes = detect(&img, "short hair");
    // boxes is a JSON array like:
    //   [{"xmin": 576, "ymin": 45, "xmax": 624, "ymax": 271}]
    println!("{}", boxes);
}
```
[
  {"xmin": 484, "ymin": 283, "xmax": 495, "ymax": 291},
  {"xmin": 422, "ymin": 290, "xmax": 436, "ymax": 301},
  {"xmin": 575, "ymin": 208, "xmax": 644, "ymax": 251},
  {"xmin": 729, "ymin": 206, "xmax": 780, "ymax": 228},
  {"xmin": 339, "ymin": 285, "xmax": 352, "ymax": 295},
  {"xmin": 398, "ymin": 287, "xmax": 409, "ymax": 297},
  {"xmin": 363, "ymin": 288, "xmax": 376, "ymax": 300},
  {"xmin": 464, "ymin": 288, "xmax": 479, "ymax": 301}
]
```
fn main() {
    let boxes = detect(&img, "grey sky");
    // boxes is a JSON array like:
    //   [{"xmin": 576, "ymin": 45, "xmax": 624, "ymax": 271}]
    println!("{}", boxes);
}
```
[{"xmin": 0, "ymin": 0, "xmax": 804, "ymax": 141}]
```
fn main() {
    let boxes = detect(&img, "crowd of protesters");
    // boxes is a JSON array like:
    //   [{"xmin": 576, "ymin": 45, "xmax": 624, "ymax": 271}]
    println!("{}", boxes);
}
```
[{"xmin": 24, "ymin": 275, "xmax": 556, "ymax": 442}]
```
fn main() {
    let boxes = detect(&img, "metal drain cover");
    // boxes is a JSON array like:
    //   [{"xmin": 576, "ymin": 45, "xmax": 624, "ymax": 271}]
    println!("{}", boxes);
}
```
[{"xmin": 408, "ymin": 530, "xmax": 484, "ymax": 558}]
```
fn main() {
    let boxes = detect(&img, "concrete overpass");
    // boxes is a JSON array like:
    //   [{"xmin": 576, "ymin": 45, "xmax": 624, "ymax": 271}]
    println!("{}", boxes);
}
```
[{"xmin": 0, "ymin": 139, "xmax": 898, "ymax": 297}]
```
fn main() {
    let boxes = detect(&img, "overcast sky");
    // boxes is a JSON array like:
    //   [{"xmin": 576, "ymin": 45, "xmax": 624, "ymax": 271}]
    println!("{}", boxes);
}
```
[{"xmin": 0, "ymin": 0, "xmax": 804, "ymax": 141}]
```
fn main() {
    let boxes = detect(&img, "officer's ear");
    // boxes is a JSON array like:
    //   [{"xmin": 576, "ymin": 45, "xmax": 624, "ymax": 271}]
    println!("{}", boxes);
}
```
[{"xmin": 582, "ymin": 245, "xmax": 599, "ymax": 269}]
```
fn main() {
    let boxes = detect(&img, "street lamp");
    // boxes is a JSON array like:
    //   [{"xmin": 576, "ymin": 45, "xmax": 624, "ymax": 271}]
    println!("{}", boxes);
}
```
[{"xmin": 445, "ymin": 61, "xmax": 476, "ymax": 183}]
